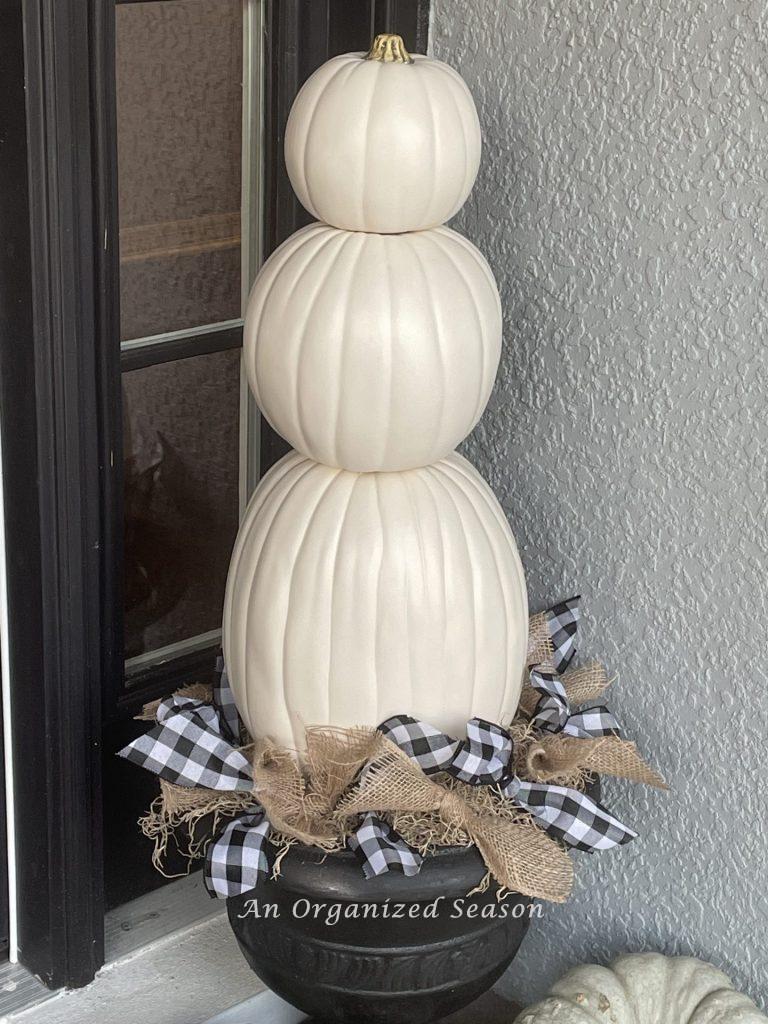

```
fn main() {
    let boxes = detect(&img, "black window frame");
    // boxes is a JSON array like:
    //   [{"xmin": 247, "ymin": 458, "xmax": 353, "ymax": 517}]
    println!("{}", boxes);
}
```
[{"xmin": 0, "ymin": 0, "xmax": 429, "ymax": 990}]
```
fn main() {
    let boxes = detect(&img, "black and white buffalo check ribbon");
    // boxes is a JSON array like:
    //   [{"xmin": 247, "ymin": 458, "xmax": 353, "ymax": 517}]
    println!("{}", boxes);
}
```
[
  {"xmin": 545, "ymin": 596, "xmax": 581, "ymax": 673},
  {"xmin": 344, "ymin": 716, "xmax": 514, "ymax": 878},
  {"xmin": 361, "ymin": 601, "xmax": 634, "ymax": 869},
  {"xmin": 499, "ymin": 776, "xmax": 636, "ymax": 851},
  {"xmin": 379, "ymin": 715, "xmax": 510, "ymax": 784},
  {"xmin": 377, "ymin": 714, "xmax": 636, "ymax": 853},
  {"xmin": 530, "ymin": 668, "xmax": 621, "ymax": 739},
  {"xmin": 118, "ymin": 668, "xmax": 420, "ymax": 894},
  {"xmin": 118, "ymin": 666, "xmax": 273, "ymax": 897},
  {"xmin": 205, "ymin": 809, "xmax": 271, "ymax": 898},
  {"xmin": 213, "ymin": 654, "xmax": 242, "ymax": 745},
  {"xmin": 119, "ymin": 688, "xmax": 251, "ymax": 792},
  {"xmin": 348, "ymin": 812, "xmax": 423, "ymax": 879}
]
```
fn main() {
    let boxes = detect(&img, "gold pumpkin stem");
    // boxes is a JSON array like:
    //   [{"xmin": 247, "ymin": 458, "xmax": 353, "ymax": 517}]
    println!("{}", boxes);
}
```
[{"xmin": 364, "ymin": 33, "xmax": 414, "ymax": 64}]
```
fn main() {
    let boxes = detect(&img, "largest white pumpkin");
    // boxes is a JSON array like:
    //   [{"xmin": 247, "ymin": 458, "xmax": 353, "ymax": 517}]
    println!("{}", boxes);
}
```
[
  {"xmin": 284, "ymin": 36, "xmax": 481, "ymax": 233},
  {"xmin": 244, "ymin": 222, "xmax": 502, "ymax": 472},
  {"xmin": 223, "ymin": 451, "xmax": 528, "ymax": 750}
]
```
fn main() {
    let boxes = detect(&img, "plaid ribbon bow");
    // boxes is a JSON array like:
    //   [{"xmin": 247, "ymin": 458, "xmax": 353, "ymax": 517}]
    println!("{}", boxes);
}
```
[
  {"xmin": 345, "ymin": 715, "xmax": 516, "ymax": 878},
  {"xmin": 379, "ymin": 715, "xmax": 510, "ymax": 784},
  {"xmin": 119, "ymin": 667, "xmax": 251, "ymax": 792},
  {"xmin": 118, "ymin": 660, "xmax": 273, "ymax": 897},
  {"xmin": 118, "ymin": 665, "xmax": 422, "ymax": 895},
  {"xmin": 530, "ymin": 668, "xmax": 621, "ymax": 739},
  {"xmin": 377, "ymin": 715, "xmax": 636, "ymax": 854}
]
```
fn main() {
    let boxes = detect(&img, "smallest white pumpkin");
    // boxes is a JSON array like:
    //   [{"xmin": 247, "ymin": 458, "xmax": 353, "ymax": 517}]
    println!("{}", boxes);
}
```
[
  {"xmin": 515, "ymin": 953, "xmax": 766, "ymax": 1024},
  {"xmin": 285, "ymin": 34, "xmax": 481, "ymax": 234}
]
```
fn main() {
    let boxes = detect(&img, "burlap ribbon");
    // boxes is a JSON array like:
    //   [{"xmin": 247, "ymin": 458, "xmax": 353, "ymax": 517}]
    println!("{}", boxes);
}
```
[{"xmin": 245, "ymin": 728, "xmax": 410, "ymax": 847}]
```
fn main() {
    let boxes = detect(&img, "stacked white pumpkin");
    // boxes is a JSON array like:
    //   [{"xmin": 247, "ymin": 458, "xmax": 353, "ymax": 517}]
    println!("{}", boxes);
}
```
[{"xmin": 224, "ymin": 35, "xmax": 529, "ymax": 750}]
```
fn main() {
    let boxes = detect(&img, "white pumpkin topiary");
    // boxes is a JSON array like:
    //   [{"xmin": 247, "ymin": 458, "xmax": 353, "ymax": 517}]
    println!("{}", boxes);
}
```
[
  {"xmin": 243, "ymin": 222, "xmax": 501, "ymax": 472},
  {"xmin": 223, "ymin": 451, "xmax": 528, "ymax": 751},
  {"xmin": 284, "ymin": 34, "xmax": 481, "ymax": 234},
  {"xmin": 515, "ymin": 954, "xmax": 766, "ymax": 1024},
  {"xmin": 225, "ymin": 34, "xmax": 528, "ymax": 749}
]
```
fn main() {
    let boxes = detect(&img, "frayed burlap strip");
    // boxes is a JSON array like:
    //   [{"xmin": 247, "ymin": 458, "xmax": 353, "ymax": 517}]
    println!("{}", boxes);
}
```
[
  {"xmin": 250, "ymin": 739, "xmax": 343, "ymax": 851},
  {"xmin": 561, "ymin": 662, "xmax": 612, "ymax": 705},
  {"xmin": 523, "ymin": 734, "xmax": 667, "ymax": 789},
  {"xmin": 304, "ymin": 726, "xmax": 385, "ymax": 811},
  {"xmin": 526, "ymin": 611, "xmax": 554, "ymax": 667},
  {"xmin": 334, "ymin": 740, "xmax": 573, "ymax": 902}
]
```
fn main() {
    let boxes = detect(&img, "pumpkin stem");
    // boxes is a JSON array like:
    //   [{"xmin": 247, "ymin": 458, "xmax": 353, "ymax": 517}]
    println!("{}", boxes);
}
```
[{"xmin": 364, "ymin": 33, "xmax": 413, "ymax": 64}]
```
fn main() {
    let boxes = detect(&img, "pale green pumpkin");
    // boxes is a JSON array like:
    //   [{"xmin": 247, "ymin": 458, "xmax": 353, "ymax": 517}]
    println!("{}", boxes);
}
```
[{"xmin": 516, "ymin": 954, "xmax": 766, "ymax": 1024}]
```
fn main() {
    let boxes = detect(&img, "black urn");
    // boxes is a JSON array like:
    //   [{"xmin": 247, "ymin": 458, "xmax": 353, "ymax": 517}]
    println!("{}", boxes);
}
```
[{"xmin": 227, "ymin": 844, "xmax": 535, "ymax": 1024}]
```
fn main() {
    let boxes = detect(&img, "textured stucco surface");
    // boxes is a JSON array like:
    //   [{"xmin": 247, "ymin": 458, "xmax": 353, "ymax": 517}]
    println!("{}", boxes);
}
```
[{"xmin": 431, "ymin": 0, "xmax": 768, "ymax": 1008}]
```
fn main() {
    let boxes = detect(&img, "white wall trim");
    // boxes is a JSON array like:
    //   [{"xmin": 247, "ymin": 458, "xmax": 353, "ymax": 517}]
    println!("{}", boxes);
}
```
[{"xmin": 0, "ymin": 421, "xmax": 18, "ymax": 962}]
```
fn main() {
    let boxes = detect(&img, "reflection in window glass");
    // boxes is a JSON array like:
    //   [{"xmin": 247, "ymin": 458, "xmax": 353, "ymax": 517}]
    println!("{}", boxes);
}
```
[
  {"xmin": 123, "ymin": 349, "xmax": 241, "ymax": 659},
  {"xmin": 116, "ymin": 0, "xmax": 243, "ymax": 341}
]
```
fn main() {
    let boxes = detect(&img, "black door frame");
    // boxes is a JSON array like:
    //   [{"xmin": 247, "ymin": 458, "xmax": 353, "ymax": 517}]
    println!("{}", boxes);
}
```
[
  {"xmin": 0, "ymin": 0, "xmax": 429, "ymax": 990},
  {"xmin": 0, "ymin": 0, "xmax": 119, "ymax": 989}
]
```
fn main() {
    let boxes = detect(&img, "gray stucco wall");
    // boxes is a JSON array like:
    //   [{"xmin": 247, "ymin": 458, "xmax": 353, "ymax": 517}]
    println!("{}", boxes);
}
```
[{"xmin": 431, "ymin": 0, "xmax": 768, "ymax": 1007}]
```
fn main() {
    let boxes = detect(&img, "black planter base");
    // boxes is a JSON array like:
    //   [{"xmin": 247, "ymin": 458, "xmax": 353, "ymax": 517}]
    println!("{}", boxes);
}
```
[
  {"xmin": 228, "ymin": 845, "xmax": 535, "ymax": 1024},
  {"xmin": 300, "ymin": 986, "xmax": 517, "ymax": 1024}
]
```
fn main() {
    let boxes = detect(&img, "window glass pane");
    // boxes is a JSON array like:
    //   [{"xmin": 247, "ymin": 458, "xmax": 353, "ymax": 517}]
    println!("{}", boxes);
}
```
[
  {"xmin": 123, "ymin": 349, "xmax": 241, "ymax": 659},
  {"xmin": 116, "ymin": 0, "xmax": 243, "ymax": 341}
]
